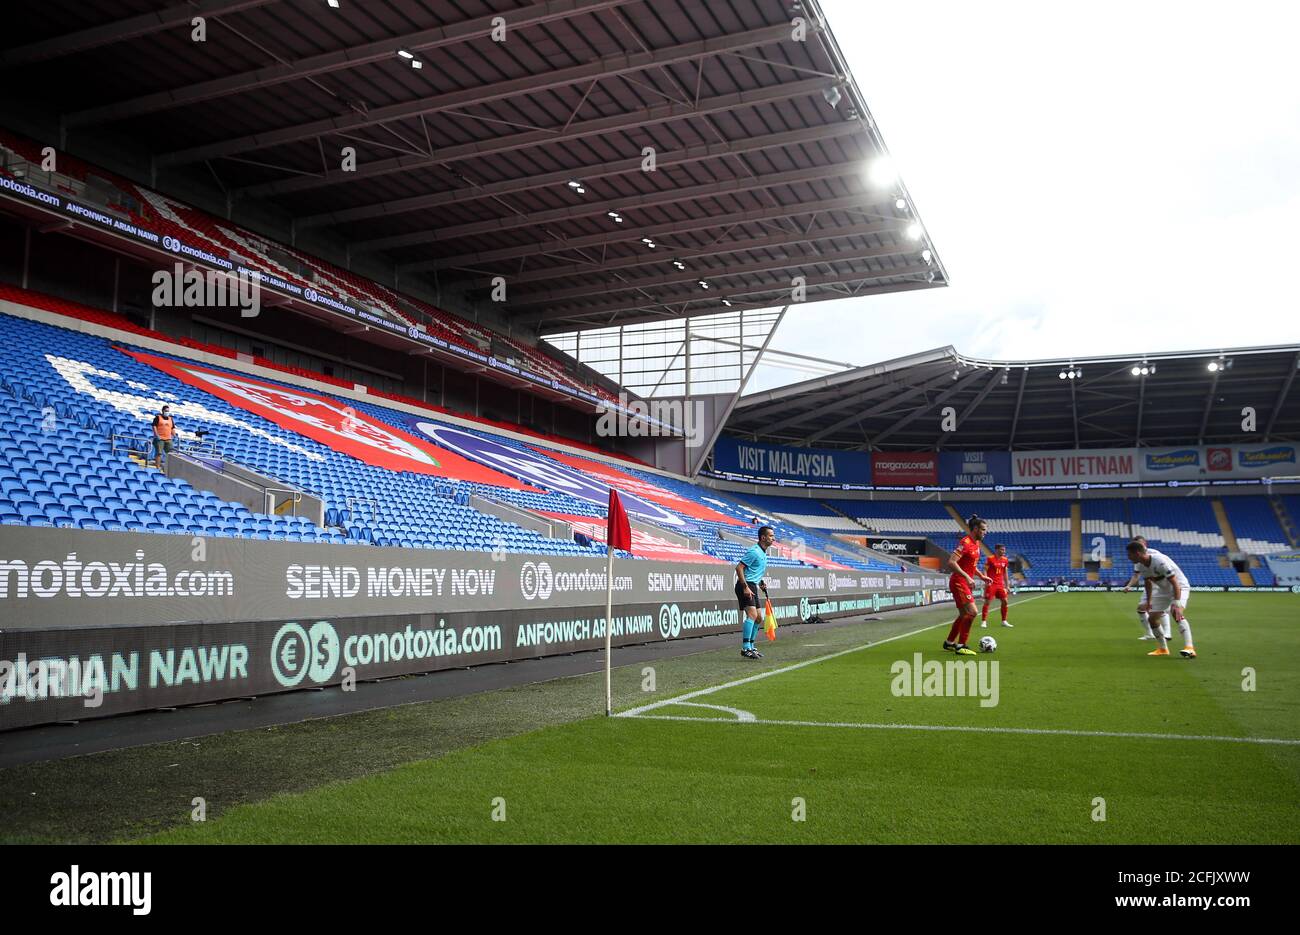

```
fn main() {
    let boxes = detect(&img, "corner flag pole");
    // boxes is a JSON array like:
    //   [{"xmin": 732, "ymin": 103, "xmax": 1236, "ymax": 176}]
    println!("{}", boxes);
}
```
[
  {"xmin": 604, "ymin": 542, "xmax": 615, "ymax": 716},
  {"xmin": 604, "ymin": 488, "xmax": 632, "ymax": 716}
]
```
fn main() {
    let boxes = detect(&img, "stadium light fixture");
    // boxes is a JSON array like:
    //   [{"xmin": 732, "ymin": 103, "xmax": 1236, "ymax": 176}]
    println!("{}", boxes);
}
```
[
  {"xmin": 327, "ymin": 0, "xmax": 340, "ymax": 7},
  {"xmin": 699, "ymin": 281, "xmax": 710, "ymax": 289},
  {"xmin": 905, "ymin": 222, "xmax": 923, "ymax": 241},
  {"xmin": 822, "ymin": 86, "xmax": 842, "ymax": 109},
  {"xmin": 1058, "ymin": 370, "xmax": 1067, "ymax": 380},
  {"xmin": 921, "ymin": 249, "xmax": 932, "ymax": 265},
  {"xmin": 867, "ymin": 156, "xmax": 897, "ymax": 188},
  {"xmin": 398, "ymin": 49, "xmax": 414, "ymax": 59},
  {"xmin": 1207, "ymin": 361, "xmax": 1219, "ymax": 372},
  {"xmin": 895, "ymin": 197, "xmax": 908, "ymax": 212},
  {"xmin": 723, "ymin": 299, "xmax": 733, "ymax": 307}
]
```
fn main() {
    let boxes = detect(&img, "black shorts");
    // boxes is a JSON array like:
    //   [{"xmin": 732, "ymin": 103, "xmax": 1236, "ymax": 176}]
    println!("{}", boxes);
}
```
[{"xmin": 735, "ymin": 579, "xmax": 764, "ymax": 611}]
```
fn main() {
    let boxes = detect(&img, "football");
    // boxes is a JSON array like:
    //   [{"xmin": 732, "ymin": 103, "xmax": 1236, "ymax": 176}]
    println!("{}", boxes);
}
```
[{"xmin": 979, "ymin": 635, "xmax": 998, "ymax": 653}]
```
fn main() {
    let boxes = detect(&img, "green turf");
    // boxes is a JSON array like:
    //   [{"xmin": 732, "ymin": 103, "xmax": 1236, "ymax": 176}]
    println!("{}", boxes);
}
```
[
  {"xmin": 135, "ymin": 592, "xmax": 1300, "ymax": 844},
  {"xmin": 0, "ymin": 605, "xmax": 932, "ymax": 843}
]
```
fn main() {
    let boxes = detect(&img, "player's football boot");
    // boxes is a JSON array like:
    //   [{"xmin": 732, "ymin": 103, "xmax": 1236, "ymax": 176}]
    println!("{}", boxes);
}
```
[
  {"xmin": 1001, "ymin": 620, "xmax": 1014, "ymax": 628},
  {"xmin": 942, "ymin": 640, "xmax": 957, "ymax": 652},
  {"xmin": 750, "ymin": 648, "xmax": 764, "ymax": 659},
  {"xmin": 1139, "ymin": 633, "xmax": 1155, "ymax": 640},
  {"xmin": 741, "ymin": 649, "xmax": 758, "ymax": 659},
  {"xmin": 954, "ymin": 645, "xmax": 977, "ymax": 656},
  {"xmin": 1180, "ymin": 646, "xmax": 1197, "ymax": 659},
  {"xmin": 1146, "ymin": 647, "xmax": 1171, "ymax": 656},
  {"xmin": 979, "ymin": 620, "xmax": 988, "ymax": 628}
]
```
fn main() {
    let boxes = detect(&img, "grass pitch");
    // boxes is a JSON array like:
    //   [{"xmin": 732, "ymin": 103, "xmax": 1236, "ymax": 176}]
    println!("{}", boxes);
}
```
[
  {"xmin": 148, "ymin": 592, "xmax": 1299, "ymax": 844},
  {"xmin": 5, "ymin": 593, "xmax": 1298, "ymax": 844}
]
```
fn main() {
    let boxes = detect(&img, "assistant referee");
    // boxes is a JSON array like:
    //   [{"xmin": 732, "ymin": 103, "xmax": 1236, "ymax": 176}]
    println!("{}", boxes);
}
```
[{"xmin": 735, "ymin": 525, "xmax": 775, "ymax": 659}]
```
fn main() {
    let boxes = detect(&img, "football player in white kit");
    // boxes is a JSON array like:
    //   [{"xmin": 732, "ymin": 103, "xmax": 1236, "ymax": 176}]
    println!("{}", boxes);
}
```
[
  {"xmin": 1121, "ymin": 535, "xmax": 1158, "ymax": 640},
  {"xmin": 1126, "ymin": 539, "xmax": 1197, "ymax": 658}
]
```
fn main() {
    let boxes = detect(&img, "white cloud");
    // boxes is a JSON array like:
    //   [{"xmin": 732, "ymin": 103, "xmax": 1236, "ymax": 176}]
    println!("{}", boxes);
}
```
[{"xmin": 748, "ymin": 0, "xmax": 1300, "ymax": 392}]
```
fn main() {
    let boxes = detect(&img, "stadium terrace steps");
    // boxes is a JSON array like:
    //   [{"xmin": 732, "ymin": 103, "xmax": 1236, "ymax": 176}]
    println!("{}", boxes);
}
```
[
  {"xmin": 1070, "ymin": 502, "xmax": 1083, "ymax": 567},
  {"xmin": 1268, "ymin": 495, "xmax": 1299, "ymax": 547},
  {"xmin": 1211, "ymin": 498, "xmax": 1242, "ymax": 551}
]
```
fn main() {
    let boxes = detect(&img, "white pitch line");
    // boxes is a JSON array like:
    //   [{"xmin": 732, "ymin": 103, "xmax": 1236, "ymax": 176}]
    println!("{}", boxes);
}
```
[
  {"xmin": 673, "ymin": 702, "xmax": 756, "ymax": 722},
  {"xmin": 623, "ymin": 715, "xmax": 1300, "ymax": 747},
  {"xmin": 616, "ymin": 594, "xmax": 1049, "ymax": 719}
]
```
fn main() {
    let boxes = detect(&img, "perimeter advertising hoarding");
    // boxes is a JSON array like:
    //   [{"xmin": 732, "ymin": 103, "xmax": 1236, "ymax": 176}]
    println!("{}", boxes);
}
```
[
  {"xmin": 871, "ymin": 452, "xmax": 938, "ymax": 486},
  {"xmin": 1013, "ymin": 445, "xmax": 1300, "ymax": 484},
  {"xmin": 1011, "ymin": 448, "xmax": 1140, "ymax": 485},
  {"xmin": 859, "ymin": 536, "xmax": 929, "ymax": 558},
  {"xmin": 0, "ymin": 526, "xmax": 946, "ymax": 729},
  {"xmin": 713, "ymin": 437, "xmax": 872, "ymax": 485},
  {"xmin": 1234, "ymin": 444, "xmax": 1299, "ymax": 477},
  {"xmin": 938, "ymin": 451, "xmax": 1012, "ymax": 487}
]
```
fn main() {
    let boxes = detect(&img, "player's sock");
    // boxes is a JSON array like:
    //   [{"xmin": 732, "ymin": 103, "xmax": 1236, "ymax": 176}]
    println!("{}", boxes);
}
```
[
  {"xmin": 742, "ymin": 617, "xmax": 756, "ymax": 648},
  {"xmin": 1178, "ymin": 619, "xmax": 1193, "ymax": 647},
  {"xmin": 946, "ymin": 616, "xmax": 963, "ymax": 642},
  {"xmin": 1155, "ymin": 634, "xmax": 1168, "ymax": 650},
  {"xmin": 1001, "ymin": 603, "xmax": 1008, "ymax": 622},
  {"xmin": 981, "ymin": 602, "xmax": 989, "ymax": 622},
  {"xmin": 1138, "ymin": 610, "xmax": 1152, "ymax": 637},
  {"xmin": 957, "ymin": 613, "xmax": 975, "ymax": 645}
]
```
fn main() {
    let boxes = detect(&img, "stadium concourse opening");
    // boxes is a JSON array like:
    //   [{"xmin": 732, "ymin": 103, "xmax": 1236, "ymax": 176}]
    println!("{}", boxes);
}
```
[{"xmin": 0, "ymin": 0, "xmax": 1296, "ymax": 867}]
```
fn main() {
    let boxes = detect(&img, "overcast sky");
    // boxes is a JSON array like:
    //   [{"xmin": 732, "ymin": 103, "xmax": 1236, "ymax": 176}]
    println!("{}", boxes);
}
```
[{"xmin": 747, "ymin": 0, "xmax": 1300, "ymax": 393}]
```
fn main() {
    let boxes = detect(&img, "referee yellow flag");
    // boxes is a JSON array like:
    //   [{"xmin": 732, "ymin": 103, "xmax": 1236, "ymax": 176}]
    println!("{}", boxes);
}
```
[{"xmin": 763, "ymin": 598, "xmax": 778, "ymax": 641}]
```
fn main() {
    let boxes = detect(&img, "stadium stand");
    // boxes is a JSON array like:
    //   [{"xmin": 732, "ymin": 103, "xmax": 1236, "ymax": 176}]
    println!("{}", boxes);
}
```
[
  {"xmin": 1220, "ymin": 497, "xmax": 1291, "ymax": 555},
  {"xmin": 0, "ymin": 130, "xmax": 619, "ymax": 406},
  {"xmin": 1080, "ymin": 498, "xmax": 1131, "ymax": 583},
  {"xmin": 0, "ymin": 303, "xmax": 909, "ymax": 573},
  {"xmin": 725, "ymin": 493, "xmax": 862, "ymax": 531},
  {"xmin": 706, "ymin": 491, "xmax": 1296, "ymax": 587},
  {"xmin": 1125, "ymin": 498, "xmax": 1238, "ymax": 586}
]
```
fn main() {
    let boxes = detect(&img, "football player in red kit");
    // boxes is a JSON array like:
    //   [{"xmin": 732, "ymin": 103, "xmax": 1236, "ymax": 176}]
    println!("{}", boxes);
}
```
[
  {"xmin": 945, "ymin": 515, "xmax": 992, "ymax": 655},
  {"xmin": 980, "ymin": 543, "xmax": 1014, "ymax": 628}
]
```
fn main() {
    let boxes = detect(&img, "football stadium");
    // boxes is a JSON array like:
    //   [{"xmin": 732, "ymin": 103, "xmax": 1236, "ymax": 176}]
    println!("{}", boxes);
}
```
[{"xmin": 0, "ymin": 0, "xmax": 1297, "ymax": 888}]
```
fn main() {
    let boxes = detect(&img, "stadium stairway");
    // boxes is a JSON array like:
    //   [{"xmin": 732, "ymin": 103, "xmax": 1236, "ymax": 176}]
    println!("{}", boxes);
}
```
[
  {"xmin": 1070, "ymin": 502, "xmax": 1083, "ymax": 569},
  {"xmin": 1269, "ymin": 495, "xmax": 1300, "ymax": 548},
  {"xmin": 1211, "ymin": 497, "xmax": 1254, "ymax": 585}
]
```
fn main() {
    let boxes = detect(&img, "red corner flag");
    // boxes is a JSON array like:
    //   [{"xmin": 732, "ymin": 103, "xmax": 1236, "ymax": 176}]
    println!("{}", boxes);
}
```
[{"xmin": 607, "ymin": 489, "xmax": 633, "ymax": 554}]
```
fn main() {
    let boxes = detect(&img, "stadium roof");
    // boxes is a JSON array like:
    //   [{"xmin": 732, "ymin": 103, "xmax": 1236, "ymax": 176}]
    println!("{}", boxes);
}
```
[
  {"xmin": 1, "ymin": 0, "xmax": 945, "ymax": 336},
  {"xmin": 725, "ymin": 344, "xmax": 1300, "ymax": 451}
]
